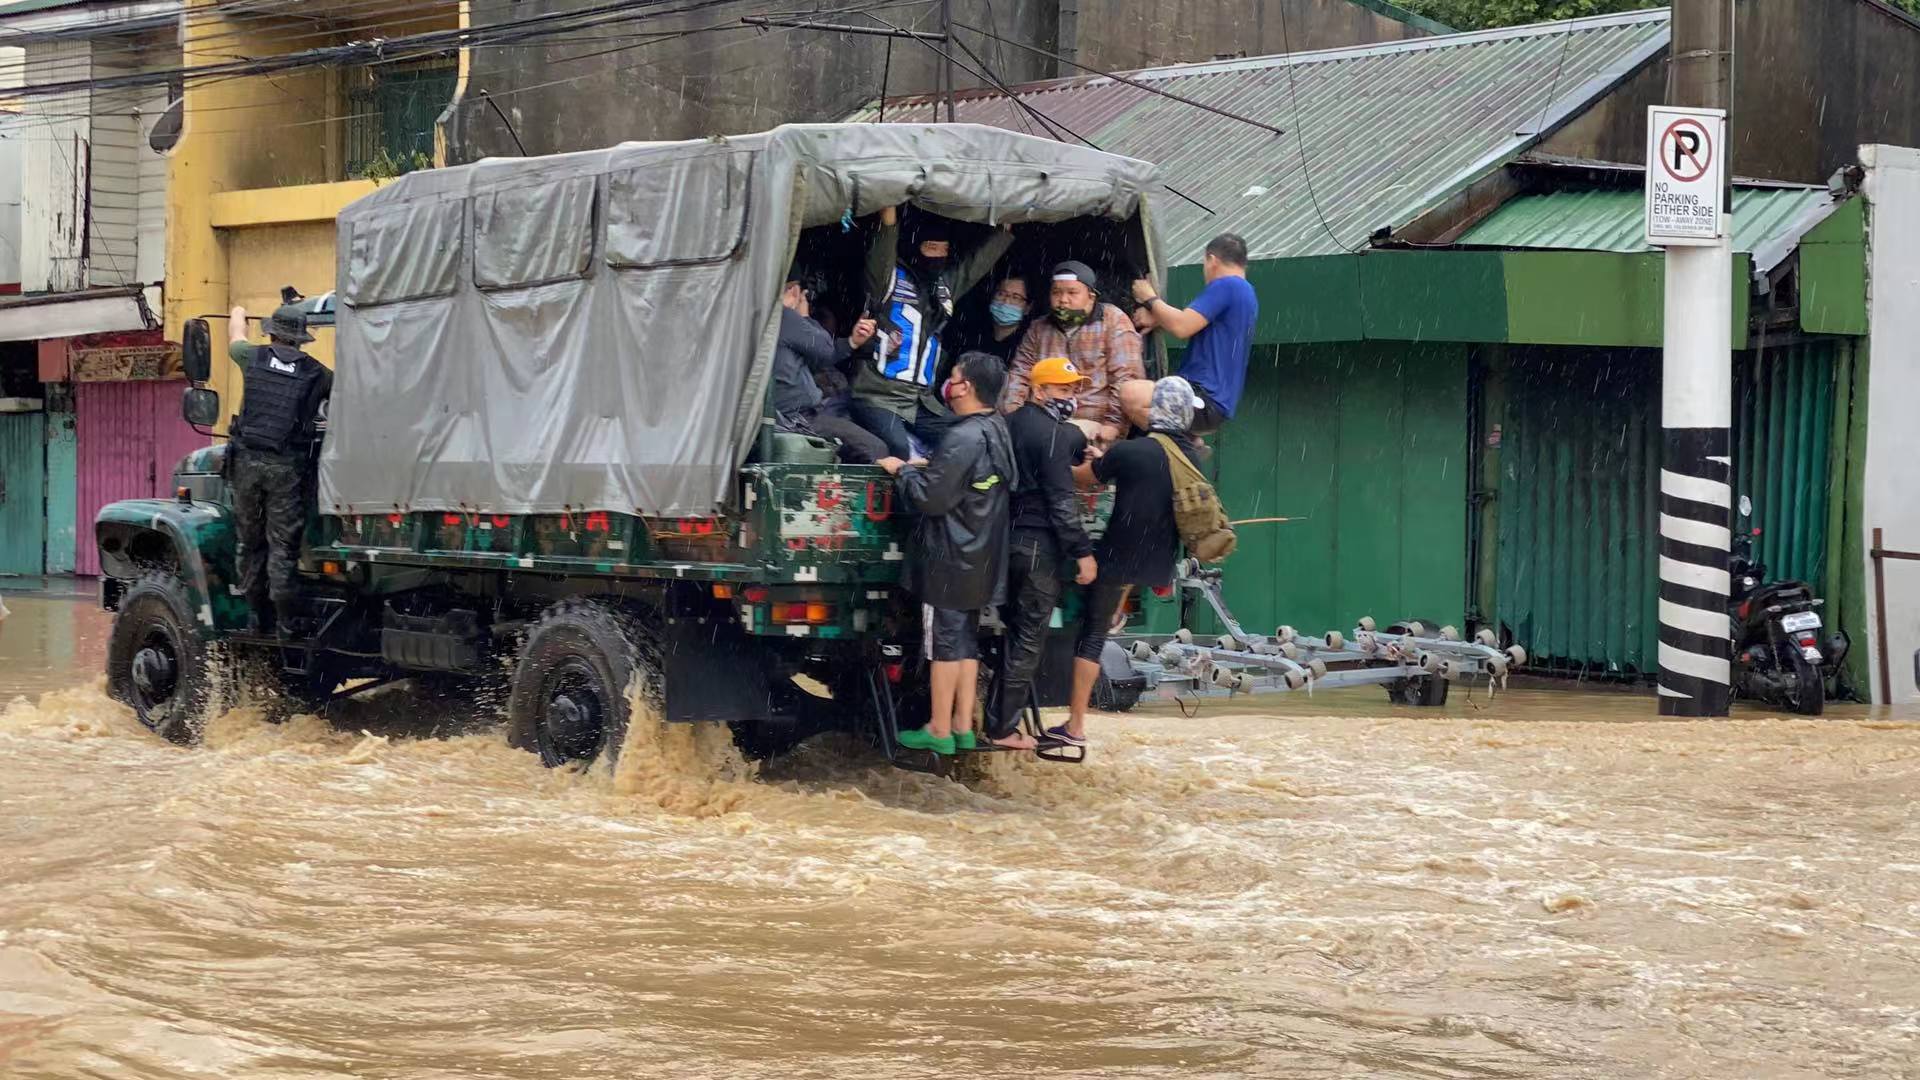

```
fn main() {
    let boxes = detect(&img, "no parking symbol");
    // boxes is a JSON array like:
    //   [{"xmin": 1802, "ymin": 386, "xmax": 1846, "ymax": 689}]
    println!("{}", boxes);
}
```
[{"xmin": 1645, "ymin": 106, "xmax": 1727, "ymax": 245}]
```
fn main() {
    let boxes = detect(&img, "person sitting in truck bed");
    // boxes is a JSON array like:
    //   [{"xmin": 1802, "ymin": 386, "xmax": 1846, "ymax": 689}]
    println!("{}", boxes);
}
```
[
  {"xmin": 1004, "ymin": 260, "xmax": 1144, "ymax": 447},
  {"xmin": 850, "ymin": 206, "xmax": 1013, "ymax": 459},
  {"xmin": 876, "ymin": 351, "xmax": 1017, "ymax": 757},
  {"xmin": 772, "ymin": 268, "xmax": 890, "ymax": 463}
]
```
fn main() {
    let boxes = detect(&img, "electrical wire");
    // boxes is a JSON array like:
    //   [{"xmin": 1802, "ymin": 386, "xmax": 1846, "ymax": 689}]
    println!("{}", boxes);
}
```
[
  {"xmin": 0, "ymin": 0, "xmax": 767, "ymax": 101},
  {"xmin": 1274, "ymin": 0, "xmax": 1350, "ymax": 254},
  {"xmin": 0, "ymin": 0, "xmax": 919, "ymax": 135}
]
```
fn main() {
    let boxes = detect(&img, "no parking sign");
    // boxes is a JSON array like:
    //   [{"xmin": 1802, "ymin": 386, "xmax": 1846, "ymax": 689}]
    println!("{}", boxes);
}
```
[{"xmin": 1644, "ymin": 105, "xmax": 1727, "ymax": 246}]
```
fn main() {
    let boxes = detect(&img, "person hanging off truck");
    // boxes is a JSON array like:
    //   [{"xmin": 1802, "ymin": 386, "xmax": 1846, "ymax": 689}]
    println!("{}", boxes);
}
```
[
  {"xmin": 226, "ymin": 299, "xmax": 331, "ymax": 635},
  {"xmin": 876, "ymin": 351, "xmax": 1017, "ymax": 757},
  {"xmin": 849, "ymin": 205, "xmax": 1013, "ymax": 460},
  {"xmin": 1131, "ymin": 233, "xmax": 1258, "ymax": 437}
]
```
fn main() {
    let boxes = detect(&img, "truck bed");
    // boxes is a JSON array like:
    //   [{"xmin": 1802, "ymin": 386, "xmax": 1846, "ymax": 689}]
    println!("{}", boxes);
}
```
[{"xmin": 313, "ymin": 463, "xmax": 912, "ymax": 585}]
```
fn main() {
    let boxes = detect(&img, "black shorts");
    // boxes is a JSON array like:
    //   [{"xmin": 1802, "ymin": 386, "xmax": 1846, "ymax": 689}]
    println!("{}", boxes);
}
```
[
  {"xmin": 923, "ymin": 604, "xmax": 982, "ymax": 662},
  {"xmin": 1190, "ymin": 388, "xmax": 1228, "ymax": 435}
]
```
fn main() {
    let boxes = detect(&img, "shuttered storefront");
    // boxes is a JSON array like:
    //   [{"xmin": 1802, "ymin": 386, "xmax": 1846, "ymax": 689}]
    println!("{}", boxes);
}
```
[
  {"xmin": 74, "ymin": 380, "xmax": 207, "ymax": 576},
  {"xmin": 0, "ymin": 412, "xmax": 47, "ymax": 578},
  {"xmin": 1492, "ymin": 340, "xmax": 1863, "ymax": 678}
]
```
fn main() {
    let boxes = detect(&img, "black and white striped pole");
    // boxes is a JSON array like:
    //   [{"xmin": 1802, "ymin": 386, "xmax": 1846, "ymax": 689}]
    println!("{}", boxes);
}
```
[{"xmin": 1652, "ymin": 0, "xmax": 1734, "ymax": 716}]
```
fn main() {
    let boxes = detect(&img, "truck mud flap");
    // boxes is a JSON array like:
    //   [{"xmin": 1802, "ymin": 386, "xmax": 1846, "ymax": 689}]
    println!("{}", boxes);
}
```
[{"xmin": 661, "ymin": 619, "xmax": 771, "ymax": 725}]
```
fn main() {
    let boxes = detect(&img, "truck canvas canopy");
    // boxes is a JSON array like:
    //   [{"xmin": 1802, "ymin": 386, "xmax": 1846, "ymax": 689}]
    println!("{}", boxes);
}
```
[{"xmin": 319, "ymin": 123, "xmax": 1164, "ymax": 518}]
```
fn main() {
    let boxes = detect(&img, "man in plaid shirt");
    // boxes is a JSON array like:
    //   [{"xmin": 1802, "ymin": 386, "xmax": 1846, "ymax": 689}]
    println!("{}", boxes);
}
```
[{"xmin": 1005, "ymin": 260, "xmax": 1145, "ymax": 443}]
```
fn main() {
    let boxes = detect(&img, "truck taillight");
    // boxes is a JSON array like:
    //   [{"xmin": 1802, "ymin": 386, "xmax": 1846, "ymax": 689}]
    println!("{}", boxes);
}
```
[
  {"xmin": 769, "ymin": 602, "xmax": 834, "ymax": 625},
  {"xmin": 741, "ymin": 586, "xmax": 768, "ymax": 603}
]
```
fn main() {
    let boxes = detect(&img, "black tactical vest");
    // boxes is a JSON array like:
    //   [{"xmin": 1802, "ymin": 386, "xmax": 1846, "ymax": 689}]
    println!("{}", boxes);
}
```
[{"xmin": 235, "ymin": 345, "xmax": 324, "ymax": 454}]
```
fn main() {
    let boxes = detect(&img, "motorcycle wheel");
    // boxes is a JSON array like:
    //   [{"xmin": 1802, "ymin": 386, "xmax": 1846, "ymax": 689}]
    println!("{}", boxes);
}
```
[{"xmin": 1785, "ymin": 650, "xmax": 1826, "ymax": 717}]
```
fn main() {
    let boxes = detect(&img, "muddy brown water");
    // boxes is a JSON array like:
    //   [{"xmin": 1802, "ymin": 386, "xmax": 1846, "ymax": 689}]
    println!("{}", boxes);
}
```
[{"xmin": 3, "ymin": 591, "xmax": 1919, "ymax": 1078}]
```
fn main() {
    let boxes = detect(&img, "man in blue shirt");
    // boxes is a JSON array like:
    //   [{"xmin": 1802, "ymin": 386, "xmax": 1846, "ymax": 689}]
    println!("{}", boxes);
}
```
[{"xmin": 1131, "ymin": 233, "xmax": 1258, "ymax": 435}]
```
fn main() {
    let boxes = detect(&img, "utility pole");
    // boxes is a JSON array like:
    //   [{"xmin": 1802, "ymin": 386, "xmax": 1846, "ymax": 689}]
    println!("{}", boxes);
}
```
[
  {"xmin": 939, "ymin": 0, "xmax": 955, "ymax": 121},
  {"xmin": 1655, "ymin": 0, "xmax": 1735, "ymax": 716}
]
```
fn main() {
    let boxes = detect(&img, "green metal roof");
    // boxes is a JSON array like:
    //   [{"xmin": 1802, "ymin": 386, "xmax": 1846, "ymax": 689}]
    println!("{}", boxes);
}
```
[
  {"xmin": 855, "ymin": 11, "xmax": 1671, "ymax": 264},
  {"xmin": 1453, "ymin": 185, "xmax": 1846, "ymax": 265}
]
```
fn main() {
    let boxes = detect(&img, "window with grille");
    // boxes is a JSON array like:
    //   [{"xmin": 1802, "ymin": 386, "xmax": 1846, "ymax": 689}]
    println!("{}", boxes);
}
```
[{"xmin": 344, "ymin": 61, "xmax": 457, "ymax": 180}]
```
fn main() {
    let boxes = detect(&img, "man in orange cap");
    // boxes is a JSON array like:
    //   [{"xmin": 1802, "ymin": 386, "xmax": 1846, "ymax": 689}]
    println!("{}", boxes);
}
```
[{"xmin": 987, "ymin": 355, "xmax": 1098, "ymax": 749}]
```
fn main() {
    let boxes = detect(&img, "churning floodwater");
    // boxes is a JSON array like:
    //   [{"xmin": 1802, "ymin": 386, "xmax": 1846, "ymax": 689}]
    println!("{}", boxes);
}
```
[{"xmin": 3, "ymin": 591, "xmax": 1919, "ymax": 1078}]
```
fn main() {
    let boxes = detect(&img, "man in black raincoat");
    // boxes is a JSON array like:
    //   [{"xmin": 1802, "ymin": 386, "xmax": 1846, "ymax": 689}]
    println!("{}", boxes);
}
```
[{"xmin": 878, "ymin": 351, "xmax": 1017, "ymax": 757}]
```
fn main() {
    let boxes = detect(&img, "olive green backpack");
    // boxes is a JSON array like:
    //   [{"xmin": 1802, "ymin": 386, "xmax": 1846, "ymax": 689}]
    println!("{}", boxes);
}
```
[{"xmin": 1147, "ymin": 433, "xmax": 1237, "ymax": 563}]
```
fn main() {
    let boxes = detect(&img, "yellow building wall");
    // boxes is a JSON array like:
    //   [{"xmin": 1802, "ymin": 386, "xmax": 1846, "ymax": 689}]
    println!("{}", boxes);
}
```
[{"xmin": 165, "ymin": 0, "xmax": 460, "ymax": 432}]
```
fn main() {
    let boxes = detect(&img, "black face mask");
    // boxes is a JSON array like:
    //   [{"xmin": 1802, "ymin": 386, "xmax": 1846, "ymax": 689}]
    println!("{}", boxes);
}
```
[{"xmin": 915, "ymin": 255, "xmax": 948, "ymax": 278}]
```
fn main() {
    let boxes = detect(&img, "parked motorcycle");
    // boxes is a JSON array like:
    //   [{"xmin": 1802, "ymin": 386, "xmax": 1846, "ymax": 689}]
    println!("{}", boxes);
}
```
[{"xmin": 1729, "ymin": 496, "xmax": 1848, "ymax": 715}]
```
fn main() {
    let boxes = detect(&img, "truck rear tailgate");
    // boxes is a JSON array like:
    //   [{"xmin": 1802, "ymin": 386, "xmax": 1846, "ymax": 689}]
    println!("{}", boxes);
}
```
[{"xmin": 741, "ymin": 464, "xmax": 912, "ymax": 585}]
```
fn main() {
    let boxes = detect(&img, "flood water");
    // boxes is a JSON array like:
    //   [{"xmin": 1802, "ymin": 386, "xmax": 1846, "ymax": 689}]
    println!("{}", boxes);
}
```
[{"xmin": 4, "ymin": 589, "xmax": 1919, "ymax": 1078}]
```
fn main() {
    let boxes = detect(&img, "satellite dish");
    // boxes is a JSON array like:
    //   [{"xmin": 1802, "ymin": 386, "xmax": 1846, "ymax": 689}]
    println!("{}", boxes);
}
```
[{"xmin": 147, "ymin": 96, "xmax": 184, "ymax": 154}]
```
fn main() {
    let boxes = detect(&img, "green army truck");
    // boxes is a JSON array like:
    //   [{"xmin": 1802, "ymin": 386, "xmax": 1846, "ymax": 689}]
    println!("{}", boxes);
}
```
[{"xmin": 96, "ymin": 124, "xmax": 1163, "ymax": 769}]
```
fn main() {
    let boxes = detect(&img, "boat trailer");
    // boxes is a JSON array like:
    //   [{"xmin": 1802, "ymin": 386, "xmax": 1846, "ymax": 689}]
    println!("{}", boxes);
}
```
[{"xmin": 1115, "ymin": 561, "xmax": 1529, "ymax": 706}]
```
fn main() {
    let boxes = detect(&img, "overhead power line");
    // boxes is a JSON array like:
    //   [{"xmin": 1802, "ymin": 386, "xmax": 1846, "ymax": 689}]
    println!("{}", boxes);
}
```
[{"xmin": 0, "ymin": 0, "xmax": 759, "ymax": 101}]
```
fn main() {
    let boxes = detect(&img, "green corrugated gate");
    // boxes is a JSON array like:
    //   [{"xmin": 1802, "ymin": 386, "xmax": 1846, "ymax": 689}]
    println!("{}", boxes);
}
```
[
  {"xmin": 1493, "ymin": 348, "xmax": 1660, "ymax": 676},
  {"xmin": 45, "ymin": 410, "xmax": 77, "ymax": 575},
  {"xmin": 1205, "ymin": 341, "xmax": 1469, "ymax": 637},
  {"xmin": 1492, "ymin": 340, "xmax": 1863, "ymax": 678},
  {"xmin": 0, "ymin": 411, "xmax": 47, "ymax": 578},
  {"xmin": 1733, "ymin": 341, "xmax": 1837, "ymax": 585}
]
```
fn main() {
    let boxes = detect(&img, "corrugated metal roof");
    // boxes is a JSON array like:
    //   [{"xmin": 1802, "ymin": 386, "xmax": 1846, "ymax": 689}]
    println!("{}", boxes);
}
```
[
  {"xmin": 1453, "ymin": 185, "xmax": 1845, "ymax": 265},
  {"xmin": 850, "ymin": 11, "xmax": 1671, "ymax": 263}
]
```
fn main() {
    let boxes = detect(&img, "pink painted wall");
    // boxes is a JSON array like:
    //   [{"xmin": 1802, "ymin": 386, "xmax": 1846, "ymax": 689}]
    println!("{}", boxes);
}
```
[{"xmin": 73, "ymin": 380, "xmax": 208, "ymax": 576}]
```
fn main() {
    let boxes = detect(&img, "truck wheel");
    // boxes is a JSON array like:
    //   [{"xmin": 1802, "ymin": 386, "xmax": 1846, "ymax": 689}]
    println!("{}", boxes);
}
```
[
  {"xmin": 106, "ymin": 571, "xmax": 213, "ymax": 743},
  {"xmin": 1387, "ymin": 675, "xmax": 1448, "ymax": 707},
  {"xmin": 506, "ymin": 600, "xmax": 652, "ymax": 767}
]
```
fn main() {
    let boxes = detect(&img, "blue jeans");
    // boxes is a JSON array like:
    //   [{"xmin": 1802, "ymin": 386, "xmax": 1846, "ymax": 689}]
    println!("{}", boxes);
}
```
[{"xmin": 848, "ymin": 398, "xmax": 957, "ymax": 459}]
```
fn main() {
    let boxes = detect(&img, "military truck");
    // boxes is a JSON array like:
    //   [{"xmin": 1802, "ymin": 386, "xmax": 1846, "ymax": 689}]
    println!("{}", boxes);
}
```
[{"xmin": 96, "ymin": 124, "xmax": 1163, "ymax": 768}]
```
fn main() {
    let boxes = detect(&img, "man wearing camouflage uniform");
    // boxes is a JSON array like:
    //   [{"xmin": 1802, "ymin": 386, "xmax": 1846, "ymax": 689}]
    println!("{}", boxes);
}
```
[{"xmin": 227, "ymin": 302, "xmax": 331, "ymax": 632}]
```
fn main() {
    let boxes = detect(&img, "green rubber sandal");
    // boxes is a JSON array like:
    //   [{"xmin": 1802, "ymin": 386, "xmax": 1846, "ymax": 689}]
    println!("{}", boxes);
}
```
[
  {"xmin": 897, "ymin": 726, "xmax": 957, "ymax": 756},
  {"xmin": 952, "ymin": 730, "xmax": 978, "ymax": 752}
]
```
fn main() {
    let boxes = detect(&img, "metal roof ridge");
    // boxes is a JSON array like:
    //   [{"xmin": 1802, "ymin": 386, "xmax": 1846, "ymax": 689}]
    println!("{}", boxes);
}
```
[{"xmin": 1112, "ymin": 8, "xmax": 1673, "ymax": 83}]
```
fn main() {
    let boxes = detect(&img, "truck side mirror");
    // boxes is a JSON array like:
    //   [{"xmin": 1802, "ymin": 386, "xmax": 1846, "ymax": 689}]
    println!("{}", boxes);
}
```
[
  {"xmin": 182, "ymin": 386, "xmax": 221, "ymax": 429},
  {"xmin": 183, "ymin": 318, "xmax": 212, "ymax": 383}
]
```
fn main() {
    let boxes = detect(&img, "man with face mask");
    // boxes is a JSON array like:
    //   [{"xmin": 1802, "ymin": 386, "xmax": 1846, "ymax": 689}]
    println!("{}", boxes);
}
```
[
  {"xmin": 987, "ymin": 356, "xmax": 1097, "ymax": 750},
  {"xmin": 1006, "ymin": 260, "xmax": 1144, "ymax": 444},
  {"xmin": 876, "ymin": 352, "xmax": 1017, "ymax": 757},
  {"xmin": 851, "ymin": 205, "xmax": 1013, "ymax": 459}
]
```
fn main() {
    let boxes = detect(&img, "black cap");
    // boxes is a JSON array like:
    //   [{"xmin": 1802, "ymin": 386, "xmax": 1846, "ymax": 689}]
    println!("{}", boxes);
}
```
[{"xmin": 1050, "ymin": 260, "xmax": 1099, "ymax": 294}]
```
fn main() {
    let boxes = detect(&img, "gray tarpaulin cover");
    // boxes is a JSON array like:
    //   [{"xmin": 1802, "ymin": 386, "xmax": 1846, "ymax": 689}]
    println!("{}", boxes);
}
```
[{"xmin": 319, "ymin": 123, "xmax": 1162, "ymax": 518}]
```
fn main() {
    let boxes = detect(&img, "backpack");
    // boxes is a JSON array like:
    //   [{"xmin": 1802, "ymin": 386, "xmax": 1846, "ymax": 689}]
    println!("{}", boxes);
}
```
[{"xmin": 1147, "ymin": 434, "xmax": 1237, "ymax": 563}]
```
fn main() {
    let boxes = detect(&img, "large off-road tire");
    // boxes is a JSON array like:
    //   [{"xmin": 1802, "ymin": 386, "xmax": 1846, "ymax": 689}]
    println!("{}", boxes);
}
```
[
  {"xmin": 106, "ymin": 571, "xmax": 214, "ymax": 743},
  {"xmin": 1387, "ymin": 674, "xmax": 1449, "ymax": 707},
  {"xmin": 505, "ymin": 599, "xmax": 654, "ymax": 767},
  {"xmin": 1786, "ymin": 651, "xmax": 1826, "ymax": 717}
]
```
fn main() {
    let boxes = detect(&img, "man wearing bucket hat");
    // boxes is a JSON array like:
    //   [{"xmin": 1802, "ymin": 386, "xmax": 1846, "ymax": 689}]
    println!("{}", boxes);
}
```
[
  {"xmin": 226, "ymin": 300, "xmax": 332, "ymax": 633},
  {"xmin": 1006, "ymin": 260, "xmax": 1144, "ymax": 445},
  {"xmin": 987, "ymin": 356, "xmax": 1099, "ymax": 749}
]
